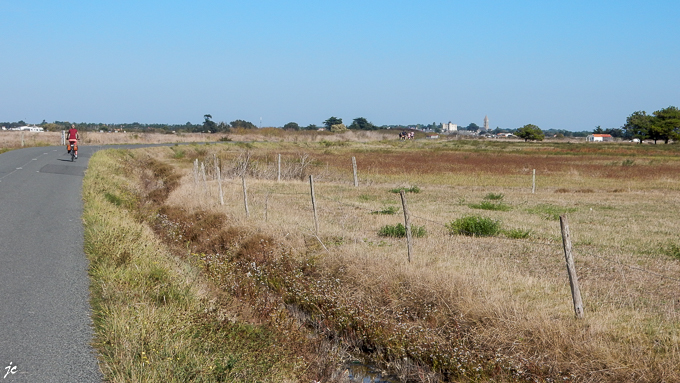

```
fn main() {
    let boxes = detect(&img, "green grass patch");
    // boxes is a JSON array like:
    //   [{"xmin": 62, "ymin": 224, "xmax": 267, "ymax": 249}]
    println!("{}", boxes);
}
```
[
  {"xmin": 526, "ymin": 204, "xmax": 577, "ymax": 220},
  {"xmin": 378, "ymin": 223, "xmax": 426, "ymax": 238},
  {"xmin": 502, "ymin": 228, "xmax": 532, "ymax": 239},
  {"xmin": 468, "ymin": 201, "xmax": 512, "ymax": 211},
  {"xmin": 661, "ymin": 243, "xmax": 680, "ymax": 260},
  {"xmin": 446, "ymin": 216, "xmax": 501, "ymax": 237}
]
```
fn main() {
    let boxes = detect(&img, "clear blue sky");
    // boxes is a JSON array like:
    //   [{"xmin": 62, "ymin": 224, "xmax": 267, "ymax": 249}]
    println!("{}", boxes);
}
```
[{"xmin": 1, "ymin": 0, "xmax": 678, "ymax": 130}]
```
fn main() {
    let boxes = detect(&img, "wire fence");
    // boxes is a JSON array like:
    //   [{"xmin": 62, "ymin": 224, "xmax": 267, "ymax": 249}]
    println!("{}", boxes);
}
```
[{"xmin": 189, "ymin": 155, "xmax": 680, "ymax": 301}]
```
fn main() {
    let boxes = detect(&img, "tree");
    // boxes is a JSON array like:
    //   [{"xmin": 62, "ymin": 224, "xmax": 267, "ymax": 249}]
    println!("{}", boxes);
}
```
[
  {"xmin": 323, "ymin": 117, "xmax": 342, "ymax": 129},
  {"xmin": 464, "ymin": 123, "xmax": 480, "ymax": 131},
  {"xmin": 652, "ymin": 106, "xmax": 680, "ymax": 144},
  {"xmin": 230, "ymin": 120, "xmax": 257, "ymax": 129},
  {"xmin": 304, "ymin": 124, "xmax": 320, "ymax": 130},
  {"xmin": 348, "ymin": 117, "xmax": 376, "ymax": 130},
  {"xmin": 623, "ymin": 111, "xmax": 652, "ymax": 143},
  {"xmin": 283, "ymin": 122, "xmax": 300, "ymax": 131},
  {"xmin": 515, "ymin": 124, "xmax": 544, "ymax": 142},
  {"xmin": 593, "ymin": 126, "xmax": 604, "ymax": 134},
  {"xmin": 203, "ymin": 114, "xmax": 218, "ymax": 133}
]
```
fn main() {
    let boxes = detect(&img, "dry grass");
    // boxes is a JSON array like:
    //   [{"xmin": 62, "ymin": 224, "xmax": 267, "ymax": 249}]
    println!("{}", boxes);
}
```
[{"xmin": 88, "ymin": 139, "xmax": 680, "ymax": 381}]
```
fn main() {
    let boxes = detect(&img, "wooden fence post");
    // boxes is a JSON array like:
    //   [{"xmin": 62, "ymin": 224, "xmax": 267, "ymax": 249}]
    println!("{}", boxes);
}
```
[
  {"xmin": 217, "ymin": 166, "xmax": 224, "ymax": 206},
  {"xmin": 352, "ymin": 157, "xmax": 358, "ymax": 187},
  {"xmin": 242, "ymin": 175, "xmax": 250, "ymax": 218},
  {"xmin": 309, "ymin": 175, "xmax": 319, "ymax": 236},
  {"xmin": 264, "ymin": 192, "xmax": 270, "ymax": 222},
  {"xmin": 400, "ymin": 190, "xmax": 413, "ymax": 263},
  {"xmin": 532, "ymin": 169, "xmax": 536, "ymax": 194},
  {"xmin": 277, "ymin": 154, "xmax": 281, "ymax": 182},
  {"xmin": 560, "ymin": 215, "xmax": 584, "ymax": 318},
  {"xmin": 193, "ymin": 159, "xmax": 199, "ymax": 186},
  {"xmin": 201, "ymin": 162, "xmax": 209, "ymax": 195}
]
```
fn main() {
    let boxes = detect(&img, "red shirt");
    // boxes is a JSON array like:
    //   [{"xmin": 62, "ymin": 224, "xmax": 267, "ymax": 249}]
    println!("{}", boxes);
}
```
[{"xmin": 68, "ymin": 128, "xmax": 78, "ymax": 140}]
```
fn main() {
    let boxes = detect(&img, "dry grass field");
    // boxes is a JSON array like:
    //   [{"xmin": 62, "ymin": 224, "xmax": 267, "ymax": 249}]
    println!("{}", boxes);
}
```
[{"xmin": 79, "ymin": 134, "xmax": 680, "ymax": 382}]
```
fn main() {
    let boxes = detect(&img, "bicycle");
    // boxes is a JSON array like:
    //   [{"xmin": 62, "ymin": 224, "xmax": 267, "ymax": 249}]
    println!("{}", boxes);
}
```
[{"xmin": 68, "ymin": 142, "xmax": 77, "ymax": 161}]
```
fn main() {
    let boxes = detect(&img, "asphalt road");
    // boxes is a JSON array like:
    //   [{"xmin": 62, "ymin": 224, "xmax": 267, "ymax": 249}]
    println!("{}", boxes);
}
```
[{"xmin": 0, "ymin": 143, "xmax": 159, "ymax": 382}]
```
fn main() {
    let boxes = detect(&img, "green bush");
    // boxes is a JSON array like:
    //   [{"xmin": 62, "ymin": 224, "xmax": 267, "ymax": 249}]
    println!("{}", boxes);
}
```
[
  {"xmin": 378, "ymin": 223, "xmax": 426, "ymax": 238},
  {"xmin": 389, "ymin": 185, "xmax": 421, "ymax": 194},
  {"xmin": 446, "ymin": 216, "xmax": 501, "ymax": 237},
  {"xmin": 468, "ymin": 201, "xmax": 511, "ymax": 211}
]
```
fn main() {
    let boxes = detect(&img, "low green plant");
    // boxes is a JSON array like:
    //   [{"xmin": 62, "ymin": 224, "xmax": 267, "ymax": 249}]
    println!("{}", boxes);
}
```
[
  {"xmin": 468, "ymin": 201, "xmax": 511, "ymax": 211},
  {"xmin": 503, "ymin": 228, "xmax": 532, "ymax": 239},
  {"xmin": 378, "ymin": 223, "xmax": 426, "ymax": 238},
  {"xmin": 483, "ymin": 193, "xmax": 504, "ymax": 200},
  {"xmin": 526, "ymin": 204, "xmax": 577, "ymax": 220},
  {"xmin": 358, "ymin": 194, "xmax": 377, "ymax": 202},
  {"xmin": 389, "ymin": 185, "xmax": 421, "ymax": 194},
  {"xmin": 446, "ymin": 216, "xmax": 501, "ymax": 237},
  {"xmin": 371, "ymin": 206, "xmax": 399, "ymax": 215},
  {"xmin": 621, "ymin": 159, "xmax": 635, "ymax": 166}
]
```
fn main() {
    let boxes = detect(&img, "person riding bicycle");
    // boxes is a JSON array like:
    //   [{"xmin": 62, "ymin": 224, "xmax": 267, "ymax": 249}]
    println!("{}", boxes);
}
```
[{"xmin": 67, "ymin": 124, "xmax": 79, "ymax": 159}]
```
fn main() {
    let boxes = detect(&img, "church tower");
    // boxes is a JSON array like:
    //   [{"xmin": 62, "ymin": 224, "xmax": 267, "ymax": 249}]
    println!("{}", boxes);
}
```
[{"xmin": 484, "ymin": 115, "xmax": 489, "ymax": 131}]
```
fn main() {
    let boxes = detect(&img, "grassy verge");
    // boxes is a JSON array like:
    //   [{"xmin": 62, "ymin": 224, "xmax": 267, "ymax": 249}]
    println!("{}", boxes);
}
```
[{"xmin": 83, "ymin": 149, "xmax": 307, "ymax": 382}]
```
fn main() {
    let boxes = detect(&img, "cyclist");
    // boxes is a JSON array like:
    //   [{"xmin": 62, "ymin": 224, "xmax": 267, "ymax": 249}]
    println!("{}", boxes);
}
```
[{"xmin": 67, "ymin": 124, "xmax": 79, "ymax": 159}]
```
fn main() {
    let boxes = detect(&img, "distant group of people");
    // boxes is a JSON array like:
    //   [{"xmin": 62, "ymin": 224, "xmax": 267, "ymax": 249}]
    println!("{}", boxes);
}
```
[{"xmin": 399, "ymin": 131, "xmax": 414, "ymax": 140}]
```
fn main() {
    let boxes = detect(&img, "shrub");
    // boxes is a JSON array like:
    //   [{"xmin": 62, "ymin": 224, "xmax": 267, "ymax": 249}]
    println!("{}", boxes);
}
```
[
  {"xmin": 483, "ymin": 193, "xmax": 504, "ymax": 200},
  {"xmin": 371, "ymin": 206, "xmax": 399, "ymax": 215},
  {"xmin": 378, "ymin": 223, "xmax": 426, "ymax": 238},
  {"xmin": 389, "ymin": 185, "xmax": 421, "ymax": 194},
  {"xmin": 446, "ymin": 216, "xmax": 501, "ymax": 237},
  {"xmin": 468, "ymin": 201, "xmax": 511, "ymax": 211}
]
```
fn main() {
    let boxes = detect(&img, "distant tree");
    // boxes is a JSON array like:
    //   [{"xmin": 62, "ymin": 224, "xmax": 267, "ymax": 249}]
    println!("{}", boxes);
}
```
[
  {"xmin": 203, "ymin": 114, "xmax": 218, "ymax": 133},
  {"xmin": 323, "ymin": 117, "xmax": 342, "ymax": 129},
  {"xmin": 348, "ymin": 117, "xmax": 376, "ymax": 130},
  {"xmin": 283, "ymin": 122, "xmax": 300, "ymax": 131},
  {"xmin": 651, "ymin": 106, "xmax": 680, "ymax": 144},
  {"xmin": 593, "ymin": 126, "xmax": 604, "ymax": 134},
  {"xmin": 304, "ymin": 124, "xmax": 320, "ymax": 130},
  {"xmin": 230, "ymin": 120, "xmax": 257, "ymax": 129},
  {"xmin": 623, "ymin": 111, "xmax": 652, "ymax": 143},
  {"xmin": 515, "ymin": 124, "xmax": 544, "ymax": 142},
  {"xmin": 464, "ymin": 123, "xmax": 480, "ymax": 131}
]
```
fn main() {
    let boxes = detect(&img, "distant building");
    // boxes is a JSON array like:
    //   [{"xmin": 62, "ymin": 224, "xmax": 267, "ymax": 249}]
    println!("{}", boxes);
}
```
[
  {"xmin": 10, "ymin": 125, "xmax": 44, "ymax": 132},
  {"xmin": 586, "ymin": 134, "xmax": 613, "ymax": 142},
  {"xmin": 483, "ymin": 115, "xmax": 489, "ymax": 131},
  {"xmin": 441, "ymin": 122, "xmax": 457, "ymax": 132}
]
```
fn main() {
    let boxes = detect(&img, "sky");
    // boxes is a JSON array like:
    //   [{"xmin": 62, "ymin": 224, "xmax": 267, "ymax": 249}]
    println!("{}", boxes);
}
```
[{"xmin": 1, "ymin": 0, "xmax": 678, "ymax": 131}]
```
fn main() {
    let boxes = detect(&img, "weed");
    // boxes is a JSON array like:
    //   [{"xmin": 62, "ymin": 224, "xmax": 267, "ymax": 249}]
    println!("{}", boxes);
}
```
[
  {"xmin": 622, "ymin": 159, "xmax": 635, "ymax": 166},
  {"xmin": 446, "ymin": 216, "xmax": 501, "ymax": 237},
  {"xmin": 378, "ymin": 223, "xmax": 426, "ymax": 238},
  {"xmin": 371, "ymin": 206, "xmax": 400, "ymax": 215},
  {"xmin": 359, "ymin": 194, "xmax": 377, "ymax": 202},
  {"xmin": 483, "ymin": 193, "xmax": 504, "ymax": 200}
]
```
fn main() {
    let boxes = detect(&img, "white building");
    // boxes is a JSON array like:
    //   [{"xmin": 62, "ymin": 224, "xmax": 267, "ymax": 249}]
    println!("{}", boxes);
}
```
[{"xmin": 441, "ymin": 122, "xmax": 457, "ymax": 132}]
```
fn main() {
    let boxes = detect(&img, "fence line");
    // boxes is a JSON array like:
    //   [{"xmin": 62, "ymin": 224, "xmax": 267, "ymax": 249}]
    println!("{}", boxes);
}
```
[{"xmin": 191, "ymin": 159, "xmax": 680, "ymax": 288}]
